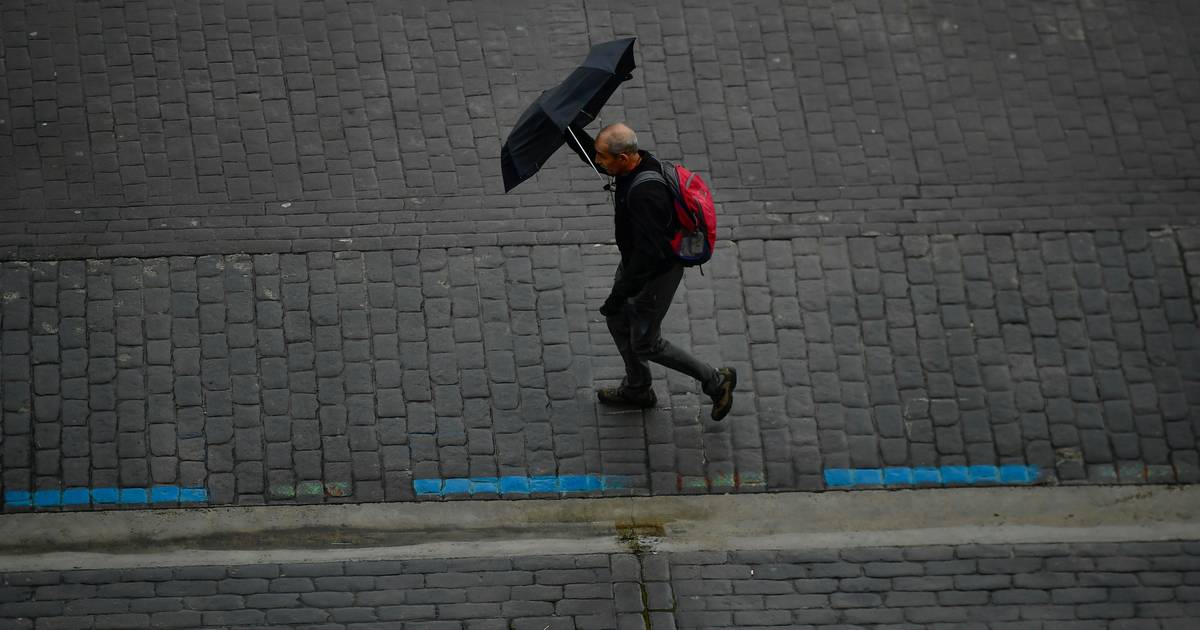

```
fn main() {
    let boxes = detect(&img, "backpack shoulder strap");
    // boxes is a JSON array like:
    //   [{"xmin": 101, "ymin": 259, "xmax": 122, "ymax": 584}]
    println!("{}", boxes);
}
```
[{"xmin": 629, "ymin": 169, "xmax": 667, "ymax": 192}]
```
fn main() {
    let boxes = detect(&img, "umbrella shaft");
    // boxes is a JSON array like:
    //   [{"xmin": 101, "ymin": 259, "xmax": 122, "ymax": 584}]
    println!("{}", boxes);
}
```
[{"xmin": 567, "ymin": 126, "xmax": 608, "ymax": 184}]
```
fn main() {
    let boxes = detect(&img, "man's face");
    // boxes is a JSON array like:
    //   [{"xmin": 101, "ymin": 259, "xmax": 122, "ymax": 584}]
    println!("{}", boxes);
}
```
[{"xmin": 594, "ymin": 139, "xmax": 633, "ymax": 176}]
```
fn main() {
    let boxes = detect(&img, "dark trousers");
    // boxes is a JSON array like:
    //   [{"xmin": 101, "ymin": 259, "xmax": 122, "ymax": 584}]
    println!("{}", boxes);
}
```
[{"xmin": 607, "ymin": 263, "xmax": 720, "ymax": 395}]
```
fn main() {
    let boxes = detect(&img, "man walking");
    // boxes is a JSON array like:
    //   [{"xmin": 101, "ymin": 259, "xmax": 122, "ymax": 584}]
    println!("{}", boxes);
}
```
[{"xmin": 567, "ymin": 122, "xmax": 737, "ymax": 420}]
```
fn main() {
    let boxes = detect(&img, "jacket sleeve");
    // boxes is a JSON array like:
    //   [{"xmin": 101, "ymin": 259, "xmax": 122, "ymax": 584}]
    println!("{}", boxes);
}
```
[{"xmin": 564, "ymin": 124, "xmax": 609, "ymax": 175}]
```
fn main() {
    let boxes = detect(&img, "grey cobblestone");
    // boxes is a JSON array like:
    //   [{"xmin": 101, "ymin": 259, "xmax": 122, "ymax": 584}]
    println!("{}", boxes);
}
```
[
  {"xmin": 1, "ymin": 541, "xmax": 1195, "ymax": 626},
  {"xmin": 4, "ymin": 540, "xmax": 1171, "ymax": 624},
  {"xmin": 0, "ymin": 0, "xmax": 1194, "ymax": 257}
]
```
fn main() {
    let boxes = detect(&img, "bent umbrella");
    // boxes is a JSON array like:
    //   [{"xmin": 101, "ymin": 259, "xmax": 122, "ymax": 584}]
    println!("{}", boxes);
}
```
[{"xmin": 501, "ymin": 37, "xmax": 636, "ymax": 192}]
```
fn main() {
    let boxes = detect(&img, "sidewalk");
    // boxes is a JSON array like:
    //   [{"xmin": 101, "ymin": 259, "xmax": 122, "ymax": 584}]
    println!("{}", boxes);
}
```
[{"xmin": 3, "ymin": 230, "xmax": 1198, "ymax": 508}]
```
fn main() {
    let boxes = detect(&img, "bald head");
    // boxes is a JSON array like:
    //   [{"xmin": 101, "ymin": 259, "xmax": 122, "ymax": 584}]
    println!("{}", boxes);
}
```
[
  {"xmin": 594, "ymin": 123, "xmax": 642, "ymax": 176},
  {"xmin": 597, "ymin": 123, "xmax": 639, "ymax": 156}
]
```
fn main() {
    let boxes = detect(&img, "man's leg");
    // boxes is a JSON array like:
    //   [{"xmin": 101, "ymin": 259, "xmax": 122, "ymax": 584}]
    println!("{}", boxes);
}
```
[
  {"xmin": 630, "ymin": 265, "xmax": 720, "ymax": 391},
  {"xmin": 606, "ymin": 303, "xmax": 653, "ymax": 392},
  {"xmin": 630, "ymin": 264, "xmax": 738, "ymax": 420},
  {"xmin": 597, "ymin": 264, "xmax": 656, "ymax": 408}
]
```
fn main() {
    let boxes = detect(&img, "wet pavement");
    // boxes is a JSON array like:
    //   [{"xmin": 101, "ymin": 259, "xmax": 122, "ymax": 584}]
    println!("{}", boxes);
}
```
[{"xmin": 2, "ymin": 0, "xmax": 1200, "ymax": 627}]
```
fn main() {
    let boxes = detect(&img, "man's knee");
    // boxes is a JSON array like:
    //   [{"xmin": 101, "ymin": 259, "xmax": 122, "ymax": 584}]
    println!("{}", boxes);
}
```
[{"xmin": 632, "ymin": 337, "xmax": 665, "ymax": 358}]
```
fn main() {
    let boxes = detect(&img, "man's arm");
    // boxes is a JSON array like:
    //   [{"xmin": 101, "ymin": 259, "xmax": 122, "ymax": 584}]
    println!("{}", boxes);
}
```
[{"xmin": 565, "ymin": 124, "xmax": 609, "ymax": 175}]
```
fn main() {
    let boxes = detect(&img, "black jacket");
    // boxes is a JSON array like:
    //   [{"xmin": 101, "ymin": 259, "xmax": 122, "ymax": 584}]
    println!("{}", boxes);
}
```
[{"xmin": 567, "ymin": 125, "xmax": 675, "ymax": 307}]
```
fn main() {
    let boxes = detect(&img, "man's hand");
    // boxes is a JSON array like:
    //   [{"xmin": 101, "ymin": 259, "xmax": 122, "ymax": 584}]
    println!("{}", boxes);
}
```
[{"xmin": 599, "ymin": 294, "xmax": 624, "ymax": 317}]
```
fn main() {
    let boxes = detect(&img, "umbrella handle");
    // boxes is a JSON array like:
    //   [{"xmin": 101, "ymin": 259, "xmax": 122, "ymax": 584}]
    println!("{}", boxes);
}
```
[{"xmin": 567, "ymin": 126, "xmax": 609, "ymax": 185}]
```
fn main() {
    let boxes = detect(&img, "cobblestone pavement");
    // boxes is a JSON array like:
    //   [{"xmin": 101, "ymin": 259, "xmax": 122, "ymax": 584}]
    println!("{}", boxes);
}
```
[
  {"xmin": 2, "ymin": 541, "xmax": 1198, "ymax": 628},
  {"xmin": 2, "ymin": 0, "xmax": 1200, "ymax": 261},
  {"xmin": 2, "ymin": 0, "xmax": 1200, "ymax": 510},
  {"xmin": 2, "ymin": 229, "xmax": 1199, "ymax": 506},
  {"xmin": 1, "ymin": 0, "xmax": 1199, "ymax": 253}
]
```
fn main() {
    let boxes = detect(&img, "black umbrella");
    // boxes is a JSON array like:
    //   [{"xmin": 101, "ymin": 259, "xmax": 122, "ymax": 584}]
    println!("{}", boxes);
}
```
[{"xmin": 501, "ymin": 37, "xmax": 636, "ymax": 192}]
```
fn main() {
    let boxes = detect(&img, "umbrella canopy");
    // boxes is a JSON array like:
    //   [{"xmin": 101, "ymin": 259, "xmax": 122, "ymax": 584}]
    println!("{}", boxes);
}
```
[{"xmin": 501, "ymin": 37, "xmax": 636, "ymax": 192}]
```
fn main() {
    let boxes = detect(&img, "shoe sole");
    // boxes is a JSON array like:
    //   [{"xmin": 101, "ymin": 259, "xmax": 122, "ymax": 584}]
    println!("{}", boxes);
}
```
[
  {"xmin": 711, "ymin": 368, "xmax": 737, "ymax": 421},
  {"xmin": 598, "ymin": 400, "xmax": 657, "ymax": 409},
  {"xmin": 597, "ymin": 391, "xmax": 657, "ymax": 409}
]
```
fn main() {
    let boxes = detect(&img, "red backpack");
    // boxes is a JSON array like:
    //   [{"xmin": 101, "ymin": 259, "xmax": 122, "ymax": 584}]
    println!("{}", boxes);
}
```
[{"xmin": 629, "ymin": 160, "xmax": 717, "ymax": 268}]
